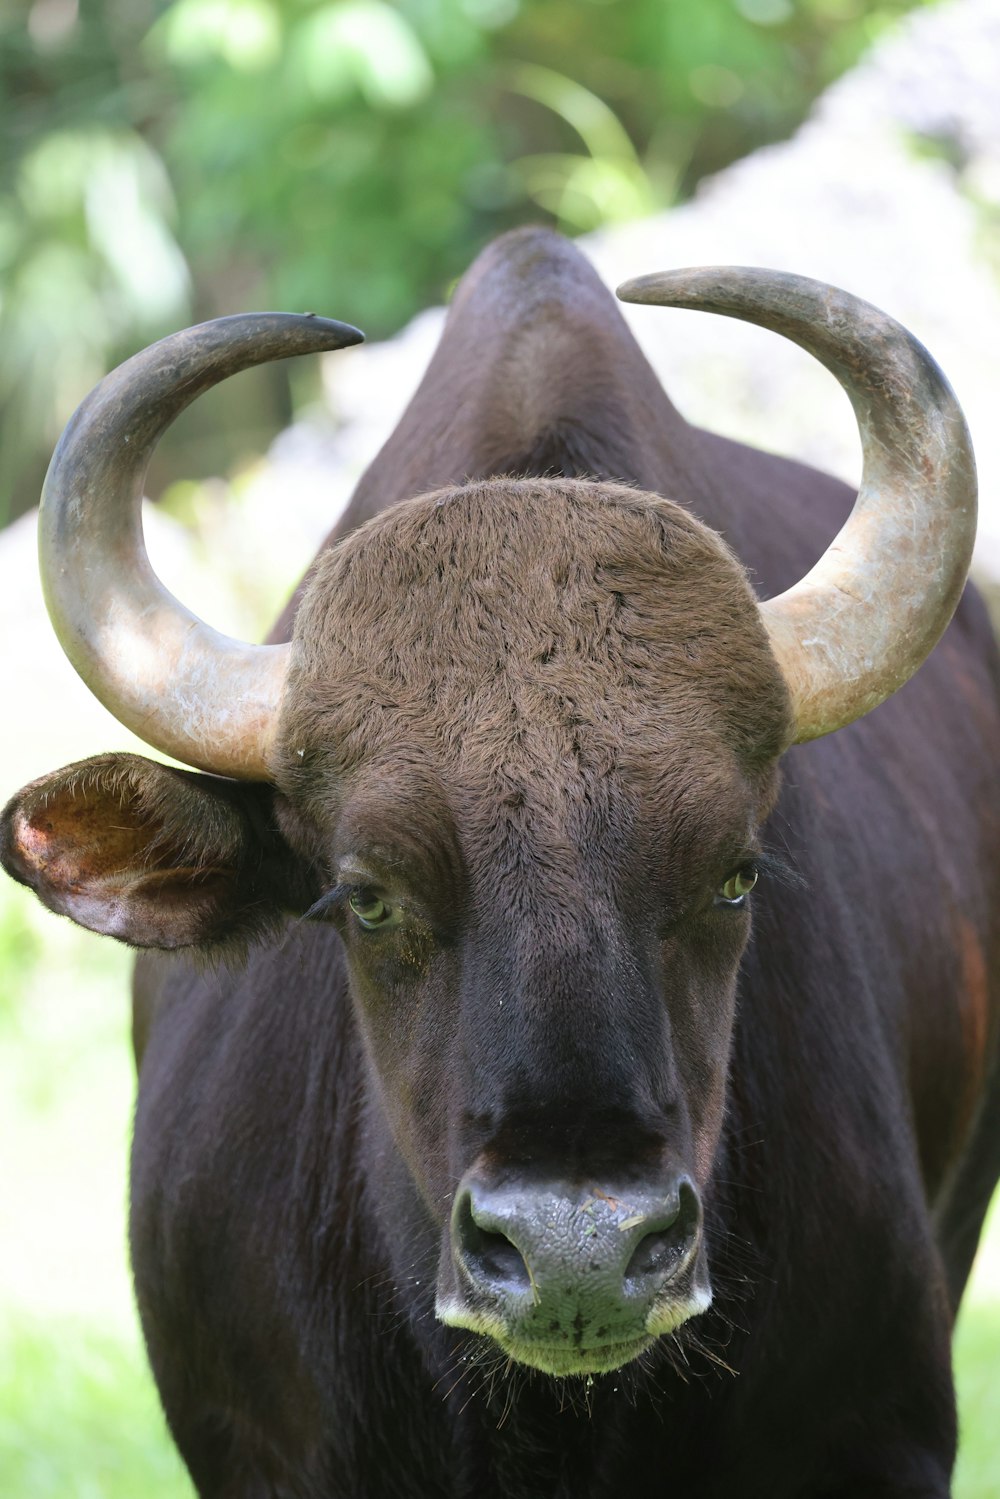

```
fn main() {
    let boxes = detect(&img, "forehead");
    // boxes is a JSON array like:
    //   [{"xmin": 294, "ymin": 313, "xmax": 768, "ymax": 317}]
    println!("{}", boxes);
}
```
[{"xmin": 280, "ymin": 478, "xmax": 790, "ymax": 811}]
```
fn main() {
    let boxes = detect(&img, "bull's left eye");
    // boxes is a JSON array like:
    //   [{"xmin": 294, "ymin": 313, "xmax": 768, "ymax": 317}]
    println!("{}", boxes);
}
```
[
  {"xmin": 348, "ymin": 890, "xmax": 400, "ymax": 930},
  {"xmin": 717, "ymin": 865, "xmax": 758, "ymax": 906}
]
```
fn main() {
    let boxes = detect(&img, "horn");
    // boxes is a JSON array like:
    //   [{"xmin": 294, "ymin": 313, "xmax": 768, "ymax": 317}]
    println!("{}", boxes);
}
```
[
  {"xmin": 616, "ymin": 269, "xmax": 976, "ymax": 743},
  {"xmin": 39, "ymin": 312, "xmax": 363, "ymax": 778}
]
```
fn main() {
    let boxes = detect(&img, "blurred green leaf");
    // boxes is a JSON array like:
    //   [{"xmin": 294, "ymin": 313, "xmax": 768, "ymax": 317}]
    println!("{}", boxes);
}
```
[
  {"xmin": 294, "ymin": 1, "xmax": 434, "ymax": 108},
  {"xmin": 510, "ymin": 61, "xmax": 640, "ymax": 163},
  {"xmin": 155, "ymin": 0, "xmax": 282, "ymax": 71}
]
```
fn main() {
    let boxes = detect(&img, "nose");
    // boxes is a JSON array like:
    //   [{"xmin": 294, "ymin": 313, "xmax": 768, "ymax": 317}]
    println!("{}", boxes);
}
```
[{"xmin": 447, "ymin": 1174, "xmax": 703, "ymax": 1370}]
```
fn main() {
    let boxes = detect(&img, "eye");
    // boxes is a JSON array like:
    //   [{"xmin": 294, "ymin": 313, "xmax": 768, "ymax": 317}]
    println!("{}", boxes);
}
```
[
  {"xmin": 348, "ymin": 889, "xmax": 400, "ymax": 930},
  {"xmin": 716, "ymin": 864, "xmax": 758, "ymax": 907}
]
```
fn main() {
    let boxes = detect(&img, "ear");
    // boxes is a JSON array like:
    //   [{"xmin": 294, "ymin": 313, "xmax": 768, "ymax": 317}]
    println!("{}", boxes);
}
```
[{"xmin": 0, "ymin": 753, "xmax": 314, "ymax": 951}]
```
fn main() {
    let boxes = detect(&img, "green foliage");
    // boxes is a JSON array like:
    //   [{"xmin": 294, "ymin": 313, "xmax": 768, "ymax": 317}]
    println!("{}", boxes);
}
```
[
  {"xmin": 0, "ymin": 0, "xmax": 939, "ymax": 523},
  {"xmin": 0, "ymin": 1317, "xmax": 192, "ymax": 1498},
  {"xmin": 0, "ymin": 892, "xmax": 43, "ymax": 1027},
  {"xmin": 954, "ymin": 1298, "xmax": 1000, "ymax": 1498}
]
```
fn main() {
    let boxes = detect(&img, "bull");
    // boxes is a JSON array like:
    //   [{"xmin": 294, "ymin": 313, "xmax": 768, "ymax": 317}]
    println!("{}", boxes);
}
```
[{"xmin": 3, "ymin": 228, "xmax": 999, "ymax": 1498}]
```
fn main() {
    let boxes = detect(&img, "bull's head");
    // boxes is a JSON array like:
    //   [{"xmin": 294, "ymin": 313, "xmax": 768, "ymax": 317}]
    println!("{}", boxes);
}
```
[{"xmin": 0, "ymin": 260, "xmax": 975, "ymax": 1378}]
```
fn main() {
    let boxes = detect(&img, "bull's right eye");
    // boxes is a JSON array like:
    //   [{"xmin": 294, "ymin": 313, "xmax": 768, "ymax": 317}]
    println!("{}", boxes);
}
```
[{"xmin": 348, "ymin": 890, "xmax": 399, "ymax": 930}]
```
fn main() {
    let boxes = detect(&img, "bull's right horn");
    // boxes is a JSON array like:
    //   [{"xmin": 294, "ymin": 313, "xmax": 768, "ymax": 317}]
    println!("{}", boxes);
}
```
[
  {"xmin": 39, "ymin": 312, "xmax": 363, "ymax": 779},
  {"xmin": 617, "ymin": 268, "xmax": 977, "ymax": 744}
]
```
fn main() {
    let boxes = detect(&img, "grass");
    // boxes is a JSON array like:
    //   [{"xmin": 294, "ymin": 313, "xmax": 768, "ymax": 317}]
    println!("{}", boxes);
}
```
[
  {"xmin": 954, "ymin": 1293, "xmax": 1000, "ymax": 1498},
  {"xmin": 1, "ymin": 880, "xmax": 998, "ymax": 1496},
  {"xmin": 0, "ymin": 1318, "xmax": 190, "ymax": 1499},
  {"xmin": 0, "ymin": 885, "xmax": 193, "ymax": 1496}
]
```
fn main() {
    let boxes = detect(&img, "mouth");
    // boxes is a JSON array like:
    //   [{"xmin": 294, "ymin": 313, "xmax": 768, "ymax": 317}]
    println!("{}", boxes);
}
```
[
  {"xmin": 437, "ymin": 1281, "xmax": 712, "ymax": 1378},
  {"xmin": 489, "ymin": 1334, "xmax": 656, "ymax": 1377}
]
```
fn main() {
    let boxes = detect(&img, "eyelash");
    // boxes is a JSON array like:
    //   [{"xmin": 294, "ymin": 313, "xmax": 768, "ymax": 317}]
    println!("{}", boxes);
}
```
[
  {"xmin": 302, "ymin": 883, "xmax": 402, "ymax": 932},
  {"xmin": 302, "ymin": 884, "xmax": 349, "ymax": 923}
]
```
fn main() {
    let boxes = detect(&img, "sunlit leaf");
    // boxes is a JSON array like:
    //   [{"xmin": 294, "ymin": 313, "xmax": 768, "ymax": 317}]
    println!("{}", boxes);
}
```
[
  {"xmin": 509, "ymin": 61, "xmax": 640, "ymax": 165},
  {"xmin": 734, "ymin": 0, "xmax": 794, "ymax": 25},
  {"xmin": 83, "ymin": 140, "xmax": 191, "ymax": 322},
  {"xmin": 153, "ymin": 0, "xmax": 282, "ymax": 71},
  {"xmin": 292, "ymin": 1, "xmax": 434, "ymax": 109}
]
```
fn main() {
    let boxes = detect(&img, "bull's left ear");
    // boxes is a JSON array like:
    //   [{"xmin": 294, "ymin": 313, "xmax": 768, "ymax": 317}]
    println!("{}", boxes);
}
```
[{"xmin": 0, "ymin": 753, "xmax": 311, "ymax": 951}]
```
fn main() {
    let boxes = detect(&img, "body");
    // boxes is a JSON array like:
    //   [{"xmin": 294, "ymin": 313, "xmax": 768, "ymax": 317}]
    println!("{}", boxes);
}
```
[
  {"xmin": 5, "ymin": 230, "xmax": 999, "ymax": 1498},
  {"xmin": 131, "ymin": 236, "xmax": 1000, "ymax": 1496}
]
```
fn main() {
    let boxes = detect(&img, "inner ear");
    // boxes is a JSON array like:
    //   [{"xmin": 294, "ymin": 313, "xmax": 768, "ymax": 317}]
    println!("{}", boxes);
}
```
[{"xmin": 1, "ymin": 752, "xmax": 314, "ymax": 951}]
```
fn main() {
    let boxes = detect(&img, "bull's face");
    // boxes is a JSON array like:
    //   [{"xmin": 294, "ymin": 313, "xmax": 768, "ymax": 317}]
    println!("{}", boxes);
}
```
[
  {"xmin": 1, "ymin": 477, "xmax": 787, "ymax": 1381},
  {"xmin": 271, "ymin": 478, "xmax": 789, "ymax": 1375}
]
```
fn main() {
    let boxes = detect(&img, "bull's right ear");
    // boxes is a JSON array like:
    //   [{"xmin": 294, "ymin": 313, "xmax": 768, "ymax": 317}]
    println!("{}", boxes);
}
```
[{"xmin": 0, "ymin": 753, "xmax": 313, "ymax": 952}]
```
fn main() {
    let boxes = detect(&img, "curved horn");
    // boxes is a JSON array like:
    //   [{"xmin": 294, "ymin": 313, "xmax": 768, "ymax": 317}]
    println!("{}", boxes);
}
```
[
  {"xmin": 40, "ymin": 312, "xmax": 363, "ymax": 778},
  {"xmin": 617, "ymin": 269, "xmax": 976, "ymax": 744}
]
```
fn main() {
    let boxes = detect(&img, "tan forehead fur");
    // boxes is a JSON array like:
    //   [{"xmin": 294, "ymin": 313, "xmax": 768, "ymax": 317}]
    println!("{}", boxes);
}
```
[{"xmin": 278, "ymin": 480, "xmax": 790, "ymax": 810}]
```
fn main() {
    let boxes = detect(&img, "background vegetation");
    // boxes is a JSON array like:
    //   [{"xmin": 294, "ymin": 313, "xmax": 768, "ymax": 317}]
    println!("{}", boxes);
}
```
[
  {"xmin": 1, "ymin": 0, "xmax": 939, "ymax": 524},
  {"xmin": 3, "ymin": 0, "xmax": 999, "ymax": 1495}
]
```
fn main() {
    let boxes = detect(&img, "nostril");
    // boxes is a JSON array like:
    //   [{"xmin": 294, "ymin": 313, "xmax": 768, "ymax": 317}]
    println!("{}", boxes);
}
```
[
  {"xmin": 468, "ymin": 1227, "xmax": 531, "ymax": 1293},
  {"xmin": 456, "ymin": 1193, "xmax": 532, "ymax": 1296},
  {"xmin": 625, "ymin": 1226, "xmax": 689, "ymax": 1282},
  {"xmin": 624, "ymin": 1180, "xmax": 701, "ymax": 1286}
]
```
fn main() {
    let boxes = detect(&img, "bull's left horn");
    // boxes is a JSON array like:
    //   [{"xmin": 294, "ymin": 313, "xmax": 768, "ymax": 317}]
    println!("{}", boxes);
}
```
[
  {"xmin": 40, "ymin": 312, "xmax": 363, "ymax": 778},
  {"xmin": 617, "ymin": 269, "xmax": 976, "ymax": 743}
]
